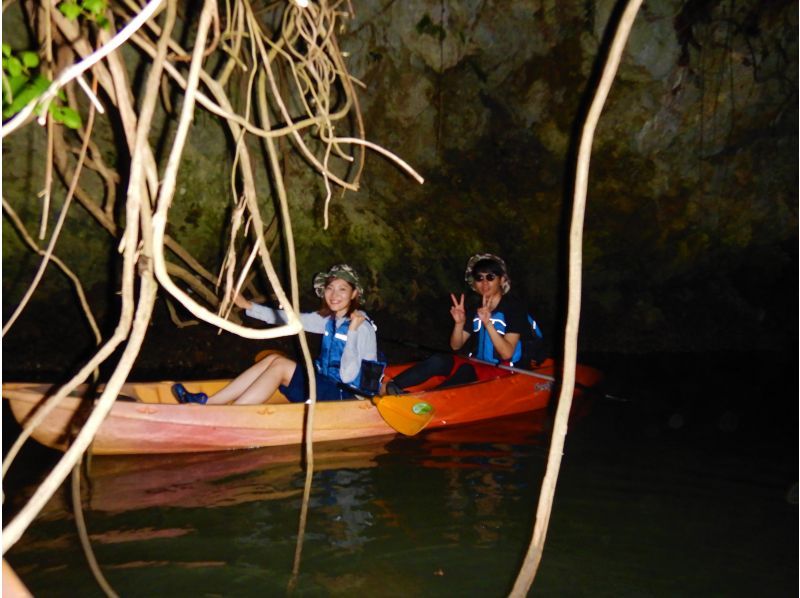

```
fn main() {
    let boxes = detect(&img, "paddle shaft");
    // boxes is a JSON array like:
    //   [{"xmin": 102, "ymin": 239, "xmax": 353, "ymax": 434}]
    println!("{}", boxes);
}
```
[
  {"xmin": 381, "ymin": 336, "xmax": 557, "ymax": 381},
  {"xmin": 469, "ymin": 357, "xmax": 629, "ymax": 401},
  {"xmin": 466, "ymin": 357, "xmax": 556, "ymax": 382},
  {"xmin": 381, "ymin": 336, "xmax": 629, "ymax": 402}
]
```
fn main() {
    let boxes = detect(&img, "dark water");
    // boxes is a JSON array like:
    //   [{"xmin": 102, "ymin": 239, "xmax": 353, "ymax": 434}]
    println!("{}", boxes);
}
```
[{"xmin": 3, "ymin": 353, "xmax": 797, "ymax": 597}]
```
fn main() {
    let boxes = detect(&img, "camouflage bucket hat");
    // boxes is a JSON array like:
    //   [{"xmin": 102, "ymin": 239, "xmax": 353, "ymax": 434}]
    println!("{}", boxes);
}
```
[
  {"xmin": 464, "ymin": 253, "xmax": 511, "ymax": 294},
  {"xmin": 313, "ymin": 264, "xmax": 364, "ymax": 299}
]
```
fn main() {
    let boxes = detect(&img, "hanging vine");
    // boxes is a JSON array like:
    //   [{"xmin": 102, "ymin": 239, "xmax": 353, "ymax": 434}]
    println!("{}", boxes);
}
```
[{"xmin": 1, "ymin": 0, "xmax": 422, "ymax": 568}]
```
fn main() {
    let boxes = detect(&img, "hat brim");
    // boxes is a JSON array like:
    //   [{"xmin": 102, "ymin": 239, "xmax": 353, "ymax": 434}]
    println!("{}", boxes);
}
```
[
  {"xmin": 464, "ymin": 253, "xmax": 511, "ymax": 294},
  {"xmin": 313, "ymin": 266, "xmax": 364, "ymax": 299}
]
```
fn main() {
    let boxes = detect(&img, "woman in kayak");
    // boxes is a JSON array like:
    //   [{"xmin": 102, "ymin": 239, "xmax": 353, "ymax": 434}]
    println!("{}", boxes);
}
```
[
  {"xmin": 172, "ymin": 264, "xmax": 378, "ymax": 404},
  {"xmin": 383, "ymin": 253, "xmax": 542, "ymax": 394}
]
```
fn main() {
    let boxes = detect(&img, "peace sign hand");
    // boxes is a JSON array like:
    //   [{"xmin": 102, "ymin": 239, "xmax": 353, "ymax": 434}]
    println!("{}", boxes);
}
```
[
  {"xmin": 450, "ymin": 293, "xmax": 466, "ymax": 325},
  {"xmin": 477, "ymin": 294, "xmax": 492, "ymax": 324}
]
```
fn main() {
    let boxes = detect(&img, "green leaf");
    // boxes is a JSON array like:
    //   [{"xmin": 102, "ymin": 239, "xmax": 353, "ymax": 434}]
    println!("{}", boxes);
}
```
[
  {"xmin": 59, "ymin": 1, "xmax": 83, "ymax": 20},
  {"xmin": 29, "ymin": 74, "xmax": 51, "ymax": 95},
  {"xmin": 3, "ymin": 87, "xmax": 37, "ymax": 118},
  {"xmin": 50, "ymin": 104, "xmax": 82, "ymax": 129},
  {"xmin": 82, "ymin": 0, "xmax": 106, "ymax": 17},
  {"xmin": 96, "ymin": 15, "xmax": 110, "ymax": 29},
  {"xmin": 4, "ymin": 56, "xmax": 23, "ymax": 78},
  {"xmin": 2, "ymin": 44, "xmax": 12, "ymax": 59},
  {"xmin": 2, "ymin": 75, "xmax": 50, "ymax": 119},
  {"xmin": 2, "ymin": 78, "xmax": 11, "ymax": 107},
  {"xmin": 3, "ymin": 74, "xmax": 29, "ymax": 101},
  {"xmin": 20, "ymin": 51, "xmax": 40, "ymax": 69}
]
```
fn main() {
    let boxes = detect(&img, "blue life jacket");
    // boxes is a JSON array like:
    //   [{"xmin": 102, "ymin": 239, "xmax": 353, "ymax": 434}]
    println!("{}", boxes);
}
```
[
  {"xmin": 529, "ymin": 314, "xmax": 544, "ymax": 340},
  {"xmin": 316, "ymin": 316, "xmax": 351, "ymax": 384},
  {"xmin": 315, "ymin": 314, "xmax": 377, "ymax": 389},
  {"xmin": 471, "ymin": 312, "xmax": 543, "ymax": 366}
]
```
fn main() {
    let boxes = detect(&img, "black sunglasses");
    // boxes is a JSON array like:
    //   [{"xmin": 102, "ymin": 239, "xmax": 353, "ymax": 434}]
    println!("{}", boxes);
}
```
[{"xmin": 474, "ymin": 273, "xmax": 497, "ymax": 282}]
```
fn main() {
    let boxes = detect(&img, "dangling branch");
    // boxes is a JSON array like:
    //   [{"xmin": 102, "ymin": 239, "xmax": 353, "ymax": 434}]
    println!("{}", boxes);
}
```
[
  {"xmin": 3, "ymin": 76, "xmax": 100, "ymax": 337},
  {"xmin": 3, "ymin": 0, "xmax": 423, "ymax": 568},
  {"xmin": 2, "ymin": 198, "xmax": 102, "ymax": 345},
  {"xmin": 1, "ymin": 0, "xmax": 163, "ymax": 138},
  {"xmin": 509, "ymin": 0, "xmax": 643, "ymax": 593}
]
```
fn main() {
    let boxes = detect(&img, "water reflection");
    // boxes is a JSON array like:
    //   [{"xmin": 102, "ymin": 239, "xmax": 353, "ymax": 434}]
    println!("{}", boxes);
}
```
[
  {"xmin": 4, "ymin": 404, "xmax": 796, "ymax": 597},
  {"xmin": 78, "ymin": 436, "xmax": 394, "ymax": 513}
]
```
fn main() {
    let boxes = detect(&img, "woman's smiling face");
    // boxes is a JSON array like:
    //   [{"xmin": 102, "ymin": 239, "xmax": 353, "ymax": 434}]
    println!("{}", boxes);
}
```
[{"xmin": 324, "ymin": 278, "xmax": 357, "ymax": 316}]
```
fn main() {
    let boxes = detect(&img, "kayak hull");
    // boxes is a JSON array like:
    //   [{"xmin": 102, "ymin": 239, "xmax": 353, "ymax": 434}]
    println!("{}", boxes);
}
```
[{"xmin": 3, "ymin": 359, "xmax": 601, "ymax": 455}]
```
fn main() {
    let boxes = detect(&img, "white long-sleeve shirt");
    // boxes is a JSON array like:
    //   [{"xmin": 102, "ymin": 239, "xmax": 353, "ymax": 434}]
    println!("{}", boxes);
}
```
[{"xmin": 245, "ymin": 304, "xmax": 378, "ymax": 384}]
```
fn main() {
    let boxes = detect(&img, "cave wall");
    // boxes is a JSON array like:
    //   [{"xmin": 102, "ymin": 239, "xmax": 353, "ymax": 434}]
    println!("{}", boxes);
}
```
[
  {"xmin": 330, "ymin": 0, "xmax": 798, "ymax": 352},
  {"xmin": 2, "ymin": 0, "xmax": 797, "ymax": 368}
]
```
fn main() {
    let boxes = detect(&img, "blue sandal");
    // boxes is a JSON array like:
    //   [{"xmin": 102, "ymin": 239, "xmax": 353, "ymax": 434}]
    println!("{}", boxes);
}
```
[{"xmin": 172, "ymin": 383, "xmax": 209, "ymax": 404}]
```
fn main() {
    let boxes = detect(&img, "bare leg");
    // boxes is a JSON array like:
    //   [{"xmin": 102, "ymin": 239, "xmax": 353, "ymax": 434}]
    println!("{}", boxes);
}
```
[
  {"xmin": 231, "ymin": 357, "xmax": 297, "ymax": 405},
  {"xmin": 206, "ymin": 354, "xmax": 295, "ymax": 405}
]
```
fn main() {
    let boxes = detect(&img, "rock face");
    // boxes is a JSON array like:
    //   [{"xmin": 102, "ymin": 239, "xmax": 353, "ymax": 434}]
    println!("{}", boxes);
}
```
[
  {"xmin": 335, "ymin": 0, "xmax": 797, "ymax": 354},
  {"xmin": 2, "ymin": 0, "xmax": 797, "ymax": 375}
]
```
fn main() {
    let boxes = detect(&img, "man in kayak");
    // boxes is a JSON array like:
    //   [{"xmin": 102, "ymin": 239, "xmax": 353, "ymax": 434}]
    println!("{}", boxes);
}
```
[{"xmin": 383, "ymin": 253, "xmax": 544, "ymax": 394}]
